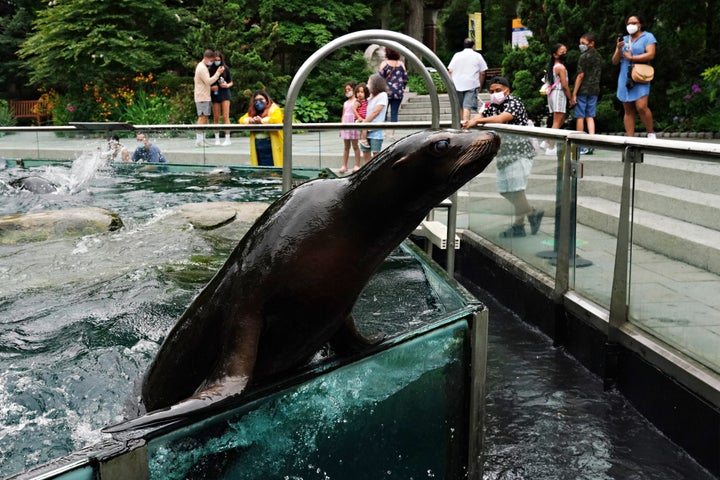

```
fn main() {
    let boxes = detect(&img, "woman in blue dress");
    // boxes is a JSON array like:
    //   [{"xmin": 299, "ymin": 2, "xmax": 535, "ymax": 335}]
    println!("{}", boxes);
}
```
[{"xmin": 612, "ymin": 13, "xmax": 657, "ymax": 138}]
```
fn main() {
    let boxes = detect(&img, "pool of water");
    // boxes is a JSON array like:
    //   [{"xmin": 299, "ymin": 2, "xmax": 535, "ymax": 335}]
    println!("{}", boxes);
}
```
[
  {"xmin": 0, "ymin": 156, "xmax": 461, "ymax": 478},
  {"xmin": 463, "ymin": 281, "xmax": 717, "ymax": 480}
]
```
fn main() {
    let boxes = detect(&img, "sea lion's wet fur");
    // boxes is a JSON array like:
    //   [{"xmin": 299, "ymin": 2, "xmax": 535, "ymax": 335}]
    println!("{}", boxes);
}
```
[
  {"xmin": 9, "ymin": 176, "xmax": 58, "ymax": 194},
  {"xmin": 105, "ymin": 129, "xmax": 500, "ymax": 432}
]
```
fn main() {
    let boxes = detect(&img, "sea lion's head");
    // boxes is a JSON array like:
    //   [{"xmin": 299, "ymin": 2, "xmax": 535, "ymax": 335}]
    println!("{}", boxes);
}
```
[
  {"xmin": 9, "ymin": 176, "xmax": 58, "ymax": 194},
  {"xmin": 353, "ymin": 129, "xmax": 500, "ymax": 213}
]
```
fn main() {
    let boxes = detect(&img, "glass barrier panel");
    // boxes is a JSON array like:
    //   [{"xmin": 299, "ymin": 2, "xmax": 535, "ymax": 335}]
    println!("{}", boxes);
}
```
[
  {"xmin": 147, "ymin": 317, "xmax": 471, "ymax": 480},
  {"xmin": 627, "ymin": 153, "xmax": 720, "ymax": 374},
  {"xmin": 462, "ymin": 132, "xmax": 559, "ymax": 277},
  {"xmin": 569, "ymin": 145, "xmax": 624, "ymax": 308}
]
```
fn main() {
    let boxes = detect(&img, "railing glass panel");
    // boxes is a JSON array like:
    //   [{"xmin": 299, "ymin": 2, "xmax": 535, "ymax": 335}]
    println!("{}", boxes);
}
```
[
  {"xmin": 626, "ymin": 150, "xmax": 720, "ymax": 374},
  {"xmin": 462, "ymin": 131, "xmax": 559, "ymax": 277}
]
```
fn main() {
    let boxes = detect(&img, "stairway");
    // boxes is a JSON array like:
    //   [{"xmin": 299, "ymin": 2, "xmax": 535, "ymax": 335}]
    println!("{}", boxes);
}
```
[
  {"xmin": 398, "ymin": 93, "xmax": 492, "ymax": 123},
  {"xmin": 461, "ymin": 148, "xmax": 720, "ymax": 275}
]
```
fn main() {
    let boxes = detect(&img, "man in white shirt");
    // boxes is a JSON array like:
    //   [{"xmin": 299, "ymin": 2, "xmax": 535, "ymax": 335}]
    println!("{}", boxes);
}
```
[
  {"xmin": 447, "ymin": 38, "xmax": 489, "ymax": 122},
  {"xmin": 194, "ymin": 49, "xmax": 225, "ymax": 147}
]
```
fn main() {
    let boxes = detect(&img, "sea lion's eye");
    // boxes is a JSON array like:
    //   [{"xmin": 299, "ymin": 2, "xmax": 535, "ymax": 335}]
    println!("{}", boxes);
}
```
[{"xmin": 431, "ymin": 139, "xmax": 450, "ymax": 155}]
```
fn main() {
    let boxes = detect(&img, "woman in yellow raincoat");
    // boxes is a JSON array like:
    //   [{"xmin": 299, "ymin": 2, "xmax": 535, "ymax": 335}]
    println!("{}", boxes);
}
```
[{"xmin": 239, "ymin": 90, "xmax": 283, "ymax": 166}]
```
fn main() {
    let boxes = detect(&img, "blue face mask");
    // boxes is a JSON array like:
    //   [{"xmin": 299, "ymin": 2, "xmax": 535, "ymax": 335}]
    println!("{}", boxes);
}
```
[
  {"xmin": 214, "ymin": 61, "xmax": 221, "ymax": 66},
  {"xmin": 254, "ymin": 100, "xmax": 266, "ymax": 112},
  {"xmin": 205, "ymin": 61, "xmax": 213, "ymax": 67}
]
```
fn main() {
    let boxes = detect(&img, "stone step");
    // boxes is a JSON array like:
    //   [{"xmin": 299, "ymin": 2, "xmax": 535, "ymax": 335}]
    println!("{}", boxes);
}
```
[
  {"xmin": 580, "ymin": 176, "xmax": 720, "ymax": 231},
  {"xmin": 460, "ymin": 191, "xmax": 720, "ymax": 276}
]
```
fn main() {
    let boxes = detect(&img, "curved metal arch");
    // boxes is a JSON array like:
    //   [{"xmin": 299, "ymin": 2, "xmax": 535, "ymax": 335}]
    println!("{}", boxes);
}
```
[{"xmin": 282, "ymin": 29, "xmax": 461, "ymax": 191}]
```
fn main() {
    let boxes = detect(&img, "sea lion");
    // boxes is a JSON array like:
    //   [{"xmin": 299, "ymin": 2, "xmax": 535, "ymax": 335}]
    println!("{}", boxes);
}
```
[
  {"xmin": 9, "ymin": 176, "xmax": 58, "ymax": 193},
  {"xmin": 104, "ymin": 128, "xmax": 500, "ymax": 433}
]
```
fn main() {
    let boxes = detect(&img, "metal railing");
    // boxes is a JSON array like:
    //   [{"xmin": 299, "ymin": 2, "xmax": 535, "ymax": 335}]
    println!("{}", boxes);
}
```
[{"xmin": 462, "ymin": 123, "xmax": 720, "ymax": 409}]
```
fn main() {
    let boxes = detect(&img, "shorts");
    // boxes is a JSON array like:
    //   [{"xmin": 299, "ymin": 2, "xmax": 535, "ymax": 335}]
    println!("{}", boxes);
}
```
[
  {"xmin": 547, "ymin": 89, "xmax": 567, "ymax": 113},
  {"xmin": 496, "ymin": 156, "xmax": 533, "ymax": 193},
  {"xmin": 574, "ymin": 94, "xmax": 598, "ymax": 118},
  {"xmin": 196, "ymin": 101, "xmax": 212, "ymax": 117},
  {"xmin": 458, "ymin": 89, "xmax": 478, "ymax": 112},
  {"xmin": 359, "ymin": 138, "xmax": 383, "ymax": 153}
]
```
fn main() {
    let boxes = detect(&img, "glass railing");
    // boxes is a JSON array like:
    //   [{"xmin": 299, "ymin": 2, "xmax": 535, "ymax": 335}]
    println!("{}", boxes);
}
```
[{"xmin": 461, "ymin": 124, "xmax": 720, "ymax": 383}]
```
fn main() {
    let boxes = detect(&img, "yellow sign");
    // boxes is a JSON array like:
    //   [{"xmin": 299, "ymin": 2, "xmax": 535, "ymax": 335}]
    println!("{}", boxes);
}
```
[{"xmin": 468, "ymin": 13, "xmax": 482, "ymax": 50}]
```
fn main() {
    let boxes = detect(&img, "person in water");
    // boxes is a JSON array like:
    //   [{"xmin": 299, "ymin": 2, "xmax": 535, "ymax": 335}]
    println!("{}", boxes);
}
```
[{"xmin": 131, "ymin": 132, "xmax": 167, "ymax": 163}]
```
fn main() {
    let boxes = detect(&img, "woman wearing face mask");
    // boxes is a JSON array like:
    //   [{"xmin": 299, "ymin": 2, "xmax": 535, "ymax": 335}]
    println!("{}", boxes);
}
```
[
  {"xmin": 463, "ymin": 77, "xmax": 544, "ymax": 238},
  {"xmin": 239, "ymin": 90, "xmax": 284, "ymax": 166},
  {"xmin": 613, "ymin": 13, "xmax": 657, "ymax": 138},
  {"xmin": 210, "ymin": 51, "xmax": 233, "ymax": 146},
  {"xmin": 544, "ymin": 43, "xmax": 573, "ymax": 155}
]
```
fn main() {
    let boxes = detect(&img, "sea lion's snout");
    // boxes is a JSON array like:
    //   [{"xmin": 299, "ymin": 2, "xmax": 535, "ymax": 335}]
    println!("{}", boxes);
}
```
[{"xmin": 455, "ymin": 130, "xmax": 501, "ymax": 172}]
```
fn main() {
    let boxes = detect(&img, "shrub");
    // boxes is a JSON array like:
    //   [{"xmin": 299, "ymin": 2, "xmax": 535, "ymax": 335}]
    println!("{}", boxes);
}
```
[
  {"xmin": 666, "ymin": 65, "xmax": 720, "ymax": 132},
  {"xmin": 0, "ymin": 100, "xmax": 17, "ymax": 126},
  {"xmin": 407, "ymin": 71, "xmax": 449, "ymax": 95},
  {"xmin": 293, "ymin": 96, "xmax": 328, "ymax": 123}
]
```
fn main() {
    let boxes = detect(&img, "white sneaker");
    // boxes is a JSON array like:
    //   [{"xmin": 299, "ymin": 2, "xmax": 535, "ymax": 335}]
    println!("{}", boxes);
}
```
[
  {"xmin": 214, "ymin": 137, "xmax": 221, "ymax": 145},
  {"xmin": 647, "ymin": 133, "xmax": 657, "ymax": 140},
  {"xmin": 545, "ymin": 147, "xmax": 557, "ymax": 156},
  {"xmin": 539, "ymin": 140, "xmax": 548, "ymax": 149},
  {"xmin": 222, "ymin": 138, "xmax": 231, "ymax": 146}
]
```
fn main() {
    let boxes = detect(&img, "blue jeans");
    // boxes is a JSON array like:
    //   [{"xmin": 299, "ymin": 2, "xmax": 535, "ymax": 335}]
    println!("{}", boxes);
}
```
[
  {"xmin": 387, "ymin": 98, "xmax": 402, "ymax": 122},
  {"xmin": 255, "ymin": 138, "xmax": 273, "ymax": 166}
]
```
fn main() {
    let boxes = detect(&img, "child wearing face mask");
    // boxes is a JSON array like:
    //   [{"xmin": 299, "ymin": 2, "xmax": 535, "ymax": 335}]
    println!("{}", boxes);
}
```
[
  {"xmin": 462, "ymin": 76, "xmax": 543, "ymax": 239},
  {"xmin": 544, "ymin": 43, "xmax": 573, "ymax": 155},
  {"xmin": 572, "ymin": 33, "xmax": 603, "ymax": 154},
  {"xmin": 338, "ymin": 81, "xmax": 361, "ymax": 174}
]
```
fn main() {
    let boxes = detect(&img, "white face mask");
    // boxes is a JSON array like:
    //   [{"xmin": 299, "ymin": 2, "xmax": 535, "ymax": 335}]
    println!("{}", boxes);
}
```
[
  {"xmin": 579, "ymin": 44, "xmax": 589, "ymax": 53},
  {"xmin": 626, "ymin": 24, "xmax": 639, "ymax": 35},
  {"xmin": 490, "ymin": 91, "xmax": 506, "ymax": 105}
]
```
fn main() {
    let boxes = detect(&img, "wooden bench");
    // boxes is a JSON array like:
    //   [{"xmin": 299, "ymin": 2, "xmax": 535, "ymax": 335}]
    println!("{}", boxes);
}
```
[
  {"xmin": 484, "ymin": 67, "xmax": 503, "ymax": 87},
  {"xmin": 10, "ymin": 100, "xmax": 51, "ymax": 125}
]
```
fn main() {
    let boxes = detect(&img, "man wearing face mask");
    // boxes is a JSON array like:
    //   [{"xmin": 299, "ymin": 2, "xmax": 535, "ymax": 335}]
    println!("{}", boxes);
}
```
[
  {"xmin": 194, "ymin": 49, "xmax": 225, "ymax": 147},
  {"xmin": 131, "ymin": 132, "xmax": 167, "ymax": 163},
  {"xmin": 463, "ymin": 77, "xmax": 544, "ymax": 238},
  {"xmin": 239, "ymin": 90, "xmax": 284, "ymax": 166}
]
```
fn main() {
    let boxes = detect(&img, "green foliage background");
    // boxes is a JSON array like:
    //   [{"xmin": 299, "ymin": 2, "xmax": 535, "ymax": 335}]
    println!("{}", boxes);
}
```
[{"xmin": 1, "ymin": 0, "xmax": 719, "ymax": 131}]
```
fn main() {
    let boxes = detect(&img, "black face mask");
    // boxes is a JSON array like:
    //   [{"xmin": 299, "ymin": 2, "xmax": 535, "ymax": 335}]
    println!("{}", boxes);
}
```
[{"xmin": 559, "ymin": 54, "xmax": 568, "ymax": 63}]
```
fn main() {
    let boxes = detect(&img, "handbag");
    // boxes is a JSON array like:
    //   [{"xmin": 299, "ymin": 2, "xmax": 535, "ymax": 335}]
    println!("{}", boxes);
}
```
[
  {"xmin": 631, "ymin": 63, "xmax": 654, "ymax": 83},
  {"xmin": 539, "ymin": 77, "xmax": 560, "ymax": 96}
]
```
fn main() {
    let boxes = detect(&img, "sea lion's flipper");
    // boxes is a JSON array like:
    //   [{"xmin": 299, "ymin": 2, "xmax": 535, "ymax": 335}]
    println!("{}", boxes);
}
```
[
  {"xmin": 102, "ymin": 375, "xmax": 251, "ymax": 433},
  {"xmin": 329, "ymin": 316, "xmax": 384, "ymax": 355},
  {"xmin": 109, "ymin": 315, "xmax": 262, "ymax": 434}
]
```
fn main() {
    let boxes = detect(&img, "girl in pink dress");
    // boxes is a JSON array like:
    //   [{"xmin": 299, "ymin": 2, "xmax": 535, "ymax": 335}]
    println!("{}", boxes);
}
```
[{"xmin": 339, "ymin": 81, "xmax": 361, "ymax": 173}]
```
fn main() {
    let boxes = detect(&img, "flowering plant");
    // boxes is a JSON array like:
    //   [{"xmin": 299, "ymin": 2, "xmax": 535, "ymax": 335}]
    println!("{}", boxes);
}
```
[{"xmin": 667, "ymin": 66, "xmax": 720, "ymax": 131}]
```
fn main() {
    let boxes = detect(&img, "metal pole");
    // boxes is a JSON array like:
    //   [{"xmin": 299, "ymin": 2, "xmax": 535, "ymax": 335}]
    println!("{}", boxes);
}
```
[{"xmin": 283, "ymin": 29, "xmax": 463, "ymax": 193}]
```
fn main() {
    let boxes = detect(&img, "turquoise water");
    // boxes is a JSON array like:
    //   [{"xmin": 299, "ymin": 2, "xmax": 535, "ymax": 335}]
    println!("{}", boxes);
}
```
[
  {"xmin": 147, "ymin": 321, "xmax": 468, "ymax": 479},
  {"xmin": 0, "ymin": 156, "xmax": 461, "ymax": 478}
]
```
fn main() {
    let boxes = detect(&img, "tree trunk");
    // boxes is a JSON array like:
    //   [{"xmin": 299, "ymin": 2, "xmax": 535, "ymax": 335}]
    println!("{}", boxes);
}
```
[{"xmin": 403, "ymin": 0, "xmax": 424, "ymax": 42}]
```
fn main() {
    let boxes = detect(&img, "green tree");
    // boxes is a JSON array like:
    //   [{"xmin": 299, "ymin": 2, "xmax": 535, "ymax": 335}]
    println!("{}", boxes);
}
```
[
  {"xmin": 183, "ymin": 0, "xmax": 288, "ymax": 115},
  {"xmin": 0, "ymin": 0, "xmax": 40, "ymax": 97},
  {"xmin": 19, "ymin": 0, "xmax": 189, "ymax": 92}
]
